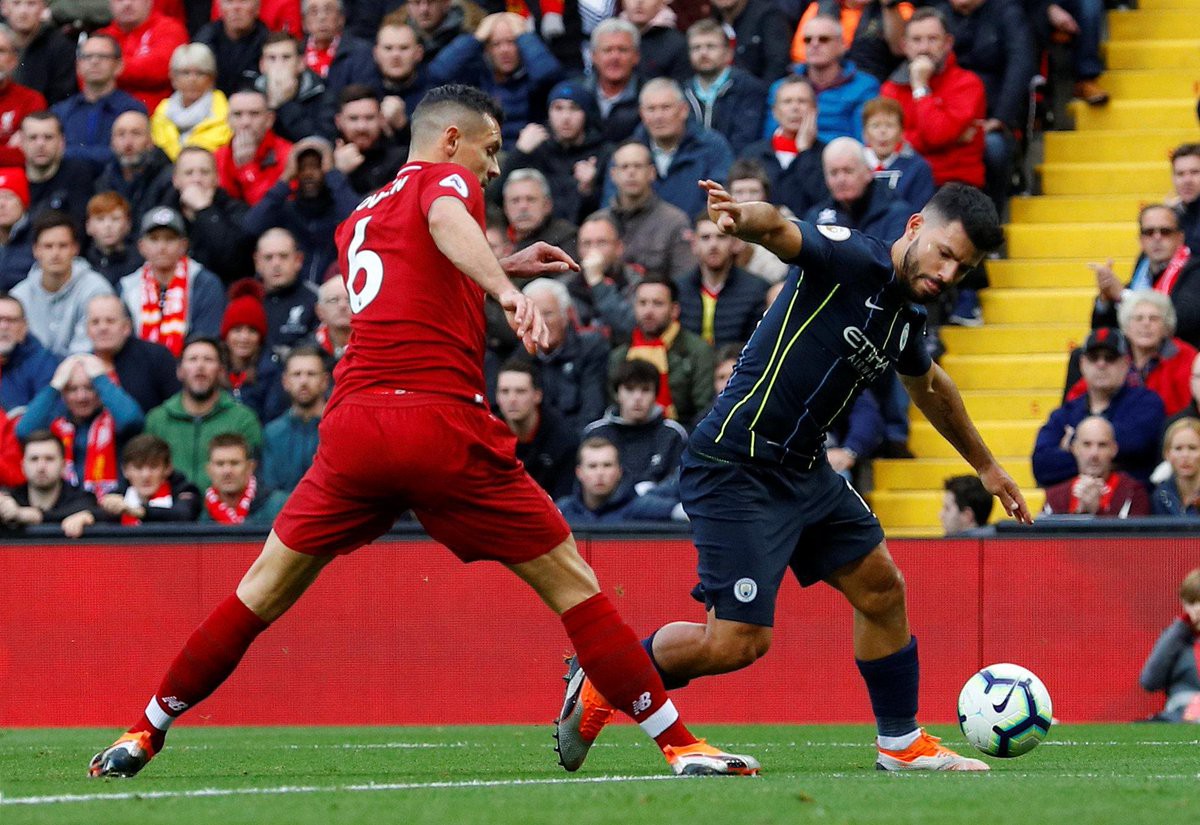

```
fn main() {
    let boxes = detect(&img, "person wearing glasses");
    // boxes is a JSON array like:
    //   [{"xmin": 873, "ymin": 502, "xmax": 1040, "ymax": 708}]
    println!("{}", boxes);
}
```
[{"xmin": 51, "ymin": 34, "xmax": 147, "ymax": 170}]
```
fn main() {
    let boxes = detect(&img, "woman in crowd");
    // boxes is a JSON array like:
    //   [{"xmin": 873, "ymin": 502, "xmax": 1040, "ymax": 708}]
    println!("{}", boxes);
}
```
[
  {"xmin": 151, "ymin": 43, "xmax": 233, "ymax": 161},
  {"xmin": 1152, "ymin": 418, "xmax": 1200, "ymax": 516},
  {"xmin": 221, "ymin": 280, "xmax": 287, "ymax": 423}
]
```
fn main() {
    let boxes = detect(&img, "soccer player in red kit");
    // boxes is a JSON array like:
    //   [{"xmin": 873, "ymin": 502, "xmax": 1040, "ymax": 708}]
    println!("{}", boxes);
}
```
[{"xmin": 89, "ymin": 85, "xmax": 759, "ymax": 779}]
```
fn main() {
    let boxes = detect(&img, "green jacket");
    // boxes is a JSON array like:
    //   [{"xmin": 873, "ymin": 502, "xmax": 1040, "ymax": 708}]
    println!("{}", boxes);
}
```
[
  {"xmin": 609, "ymin": 323, "xmax": 716, "ymax": 428},
  {"xmin": 145, "ymin": 391, "xmax": 263, "ymax": 489}
]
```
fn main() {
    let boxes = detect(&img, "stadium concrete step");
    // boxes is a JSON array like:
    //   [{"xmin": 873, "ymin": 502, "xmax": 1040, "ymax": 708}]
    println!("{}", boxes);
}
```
[
  {"xmin": 919, "ymin": 388, "xmax": 1062, "ymax": 421},
  {"xmin": 1042, "ymin": 128, "xmax": 1199, "ymax": 164},
  {"xmin": 1105, "ymin": 39, "xmax": 1200, "ymax": 70},
  {"xmin": 1038, "ymin": 162, "xmax": 1172, "ymax": 195},
  {"xmin": 1094, "ymin": 70, "xmax": 1200, "ymax": 100},
  {"xmin": 987, "ymin": 258, "xmax": 1129, "ymax": 289},
  {"xmin": 939, "ymin": 353, "xmax": 1067, "ymax": 390},
  {"xmin": 1008, "ymin": 195, "xmax": 1150, "ymax": 225},
  {"xmin": 910, "ymin": 419, "xmax": 1041, "ymax": 459},
  {"xmin": 873, "ymin": 457, "xmax": 1036, "ymax": 491},
  {"xmin": 1066, "ymin": 99, "xmax": 1197, "ymax": 130},
  {"xmin": 979, "ymin": 288, "xmax": 1095, "ymax": 324},
  {"xmin": 1138, "ymin": 0, "xmax": 1200, "ymax": 10},
  {"xmin": 1107, "ymin": 10, "xmax": 1200, "ymax": 40},
  {"xmin": 941, "ymin": 326, "xmax": 1081, "ymax": 357},
  {"xmin": 1004, "ymin": 222, "xmax": 1135, "ymax": 258},
  {"xmin": 868, "ymin": 489, "xmax": 1045, "ymax": 530}
]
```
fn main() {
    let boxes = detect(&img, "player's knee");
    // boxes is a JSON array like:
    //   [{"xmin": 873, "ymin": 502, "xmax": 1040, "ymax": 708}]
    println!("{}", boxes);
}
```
[
  {"xmin": 710, "ymin": 627, "xmax": 771, "ymax": 670},
  {"xmin": 855, "ymin": 567, "xmax": 906, "ymax": 620}
]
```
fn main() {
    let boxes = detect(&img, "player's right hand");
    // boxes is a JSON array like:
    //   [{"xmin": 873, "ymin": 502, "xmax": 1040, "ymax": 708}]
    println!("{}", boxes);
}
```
[{"xmin": 498, "ymin": 289, "xmax": 549, "ymax": 354}]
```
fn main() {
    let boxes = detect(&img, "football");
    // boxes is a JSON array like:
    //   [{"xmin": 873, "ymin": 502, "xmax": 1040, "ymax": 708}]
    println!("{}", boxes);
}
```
[{"xmin": 957, "ymin": 663, "xmax": 1054, "ymax": 758}]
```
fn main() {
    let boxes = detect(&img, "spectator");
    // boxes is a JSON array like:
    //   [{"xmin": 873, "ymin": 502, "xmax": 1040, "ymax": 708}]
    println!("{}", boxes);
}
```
[
  {"xmin": 367, "ymin": 13, "xmax": 430, "ymax": 149},
  {"xmin": 861, "ymin": 95, "xmax": 935, "ymax": 210},
  {"xmin": 98, "ymin": 0, "xmax": 188, "ymax": 113},
  {"xmin": 1164, "ymin": 352, "xmax": 1200, "ymax": 433},
  {"xmin": 244, "ymin": 137, "xmax": 359, "ymax": 281},
  {"xmin": 16, "ymin": 351, "xmax": 144, "ymax": 495},
  {"xmin": 84, "ymin": 192, "xmax": 144, "ymax": 287},
  {"xmin": 939, "ymin": 0, "xmax": 1036, "ymax": 211},
  {"xmin": 261, "ymin": 344, "xmax": 326, "ymax": 492},
  {"xmin": 681, "ymin": 19, "xmax": 767, "ymax": 157},
  {"xmin": 1042, "ymin": 416, "xmax": 1150, "ymax": 517},
  {"xmin": 709, "ymin": 0, "xmax": 789, "ymax": 82},
  {"xmin": 198, "ymin": 431, "xmax": 286, "ymax": 524},
  {"xmin": 331, "ymin": 85, "xmax": 406, "ymax": 195},
  {"xmin": 790, "ymin": 0, "xmax": 911, "ymax": 84},
  {"xmin": 739, "ymin": 75, "xmax": 829, "ymax": 220},
  {"xmin": 1171, "ymin": 144, "xmax": 1200, "ymax": 253},
  {"xmin": 1138, "ymin": 567, "xmax": 1200, "ymax": 721},
  {"xmin": 1152, "ymin": 418, "xmax": 1200, "ymax": 517},
  {"xmin": 221, "ymin": 279, "xmax": 286, "ymax": 422},
  {"xmin": 805, "ymin": 136, "xmax": 912, "ymax": 244},
  {"xmin": 880, "ymin": 8, "xmax": 986, "ymax": 190},
  {"xmin": 1044, "ymin": 0, "xmax": 1107, "ymax": 105},
  {"xmin": 52, "ymin": 33, "xmax": 147, "ymax": 170},
  {"xmin": 95, "ymin": 432, "xmax": 201, "ymax": 523},
  {"xmin": 1032, "ymin": 328, "xmax": 1165, "ymax": 488},
  {"xmin": 503, "ymin": 168, "xmax": 578, "ymax": 261},
  {"xmin": 940, "ymin": 474, "xmax": 993, "ymax": 535},
  {"xmin": 677, "ymin": 213, "xmax": 769, "ymax": 347},
  {"xmin": 4, "ymin": 0, "xmax": 74, "ymax": 104},
  {"xmin": 724, "ymin": 160, "xmax": 791, "ymax": 284},
  {"xmin": 0, "ymin": 166, "xmax": 33, "ymax": 290},
  {"xmin": 581, "ymin": 18, "xmax": 643, "ymax": 145},
  {"xmin": 150, "ymin": 43, "xmax": 233, "ymax": 162},
  {"xmin": 0, "ymin": 404, "xmax": 21, "ymax": 484},
  {"xmin": 194, "ymin": 0, "xmax": 270, "ymax": 96},
  {"xmin": 568, "ymin": 211, "xmax": 639, "ymax": 341},
  {"xmin": 609, "ymin": 272, "xmax": 715, "ymax": 427},
  {"xmin": 22, "ymin": 111, "xmax": 93, "ymax": 227},
  {"xmin": 0, "ymin": 428, "xmax": 98, "ymax": 536},
  {"xmin": 712, "ymin": 340, "xmax": 740, "ymax": 398},
  {"xmin": 0, "ymin": 293, "xmax": 58, "ymax": 411},
  {"xmin": 119, "ymin": 206, "xmax": 226, "ymax": 357},
  {"xmin": 495, "ymin": 79, "xmax": 607, "ymax": 226},
  {"xmin": 93, "ymin": 110, "xmax": 174, "ymax": 228},
  {"xmin": 86, "ymin": 293, "xmax": 179, "ymax": 414},
  {"xmin": 163, "ymin": 146, "xmax": 254, "ymax": 283},
  {"xmin": 584, "ymin": 356, "xmax": 688, "ymax": 489},
  {"xmin": 307, "ymin": 272, "xmax": 350, "ymax": 362},
  {"xmin": 300, "ymin": 0, "xmax": 374, "ymax": 100},
  {"xmin": 1091, "ymin": 206, "xmax": 1200, "ymax": 348},
  {"xmin": 624, "ymin": 0, "xmax": 688, "ymax": 83},
  {"xmin": 212, "ymin": 0, "xmax": 301, "ymax": 35},
  {"xmin": 145, "ymin": 335, "xmax": 262, "ymax": 487},
  {"xmin": 406, "ymin": 0, "xmax": 467, "ymax": 64},
  {"xmin": 597, "ymin": 141, "xmax": 695, "ymax": 281},
  {"xmin": 428, "ymin": 11, "xmax": 561, "ymax": 150},
  {"xmin": 11, "ymin": 210, "xmax": 114, "ymax": 357},
  {"xmin": 521, "ymin": 277, "xmax": 608, "ymax": 432},
  {"xmin": 555, "ymin": 436, "xmax": 684, "ymax": 523},
  {"xmin": 496, "ymin": 358, "xmax": 577, "ymax": 499},
  {"xmin": 215, "ymin": 88, "xmax": 293, "ymax": 207},
  {"xmin": 256, "ymin": 227, "xmax": 318, "ymax": 354},
  {"xmin": 0, "ymin": 23, "xmax": 45, "ymax": 161},
  {"xmin": 1114, "ymin": 291, "xmax": 1196, "ymax": 416},
  {"xmin": 254, "ymin": 32, "xmax": 327, "ymax": 143}
]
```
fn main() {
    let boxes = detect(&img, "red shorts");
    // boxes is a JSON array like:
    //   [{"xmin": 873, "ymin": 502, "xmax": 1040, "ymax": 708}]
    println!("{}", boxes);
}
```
[{"xmin": 273, "ymin": 394, "xmax": 571, "ymax": 563}]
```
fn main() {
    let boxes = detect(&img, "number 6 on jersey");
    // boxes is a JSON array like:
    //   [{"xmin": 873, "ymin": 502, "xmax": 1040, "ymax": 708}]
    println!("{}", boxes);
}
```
[{"xmin": 346, "ymin": 216, "xmax": 384, "ymax": 313}]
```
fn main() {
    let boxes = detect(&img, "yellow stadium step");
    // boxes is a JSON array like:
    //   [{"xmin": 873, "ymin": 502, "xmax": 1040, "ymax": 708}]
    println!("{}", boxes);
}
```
[
  {"xmin": 1009, "ymin": 195, "xmax": 1150, "ymax": 225},
  {"xmin": 874, "ymin": 457, "xmax": 1036, "ymax": 491},
  {"xmin": 1066, "ymin": 99, "xmax": 1197, "ymax": 130},
  {"xmin": 923, "ymin": 388, "xmax": 1063, "ymax": 421},
  {"xmin": 1107, "ymin": 10, "xmax": 1200, "ymax": 40},
  {"xmin": 1138, "ymin": 0, "xmax": 1200, "ymax": 10},
  {"xmin": 910, "ymin": 420, "xmax": 1040, "ymax": 459},
  {"xmin": 980, "ymin": 288, "xmax": 1095, "ymax": 323},
  {"xmin": 1039, "ymin": 162, "xmax": 1172, "ymax": 195},
  {"xmin": 1091, "ymin": 70, "xmax": 1199, "ymax": 101},
  {"xmin": 1005, "ymin": 222, "xmax": 1135, "ymax": 259},
  {"xmin": 1105, "ymin": 40, "xmax": 1200, "ymax": 70},
  {"xmin": 1042, "ymin": 128, "xmax": 1199, "ymax": 164},
  {"xmin": 941, "ymin": 325, "xmax": 1081, "ymax": 357},
  {"xmin": 939, "ymin": 353, "xmax": 1067, "ymax": 390},
  {"xmin": 869, "ymin": 489, "xmax": 1045, "ymax": 528},
  {"xmin": 987, "ymin": 258, "xmax": 1130, "ymax": 289}
]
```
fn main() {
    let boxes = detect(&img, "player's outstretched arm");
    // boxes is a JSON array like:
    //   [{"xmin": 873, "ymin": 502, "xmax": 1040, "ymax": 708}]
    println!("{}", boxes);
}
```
[
  {"xmin": 901, "ymin": 363, "xmax": 1033, "ymax": 525},
  {"xmin": 699, "ymin": 179, "xmax": 803, "ymax": 260},
  {"xmin": 499, "ymin": 241, "xmax": 579, "ymax": 280}
]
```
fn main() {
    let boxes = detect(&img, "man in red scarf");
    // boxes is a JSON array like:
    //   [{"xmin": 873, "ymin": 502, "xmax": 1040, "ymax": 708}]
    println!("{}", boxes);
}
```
[
  {"xmin": 199, "ymin": 432, "xmax": 286, "ymax": 525},
  {"xmin": 1042, "ymin": 416, "xmax": 1150, "ymax": 517}
]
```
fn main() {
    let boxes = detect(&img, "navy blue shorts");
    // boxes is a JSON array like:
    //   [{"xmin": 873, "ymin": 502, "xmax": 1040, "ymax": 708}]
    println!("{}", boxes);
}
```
[{"xmin": 680, "ymin": 449, "xmax": 885, "ymax": 627}]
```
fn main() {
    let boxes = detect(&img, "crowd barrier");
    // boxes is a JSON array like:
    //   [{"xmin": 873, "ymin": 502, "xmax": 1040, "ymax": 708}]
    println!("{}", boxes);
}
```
[{"xmin": 1, "ymin": 526, "xmax": 1195, "ymax": 728}]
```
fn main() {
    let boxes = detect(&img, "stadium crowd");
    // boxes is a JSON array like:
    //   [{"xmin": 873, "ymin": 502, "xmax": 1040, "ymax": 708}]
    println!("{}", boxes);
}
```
[{"xmin": 0, "ymin": 0, "xmax": 1196, "ymax": 534}]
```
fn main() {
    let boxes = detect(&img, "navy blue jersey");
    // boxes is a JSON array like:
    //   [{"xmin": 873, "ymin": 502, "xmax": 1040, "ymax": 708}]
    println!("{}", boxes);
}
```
[{"xmin": 692, "ymin": 220, "xmax": 932, "ymax": 469}]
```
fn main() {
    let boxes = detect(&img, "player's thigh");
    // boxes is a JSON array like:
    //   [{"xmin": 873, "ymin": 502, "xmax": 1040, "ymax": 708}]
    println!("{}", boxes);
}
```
[
  {"xmin": 679, "ymin": 451, "xmax": 806, "ymax": 628},
  {"xmin": 507, "ymin": 535, "xmax": 600, "ymax": 615},
  {"xmin": 789, "ymin": 466, "xmax": 886, "ymax": 588},
  {"xmin": 236, "ymin": 530, "xmax": 337, "ymax": 622},
  {"xmin": 824, "ymin": 541, "xmax": 907, "ymax": 619}
]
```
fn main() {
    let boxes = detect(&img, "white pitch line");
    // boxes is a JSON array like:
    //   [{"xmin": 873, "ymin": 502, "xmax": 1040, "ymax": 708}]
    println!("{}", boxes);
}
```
[{"xmin": 0, "ymin": 774, "xmax": 679, "ymax": 807}]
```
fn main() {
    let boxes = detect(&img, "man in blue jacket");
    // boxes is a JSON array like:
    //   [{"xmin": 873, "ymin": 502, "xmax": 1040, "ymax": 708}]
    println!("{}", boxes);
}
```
[
  {"xmin": 0, "ymin": 294, "xmax": 60, "ymax": 412},
  {"xmin": 676, "ymin": 214, "xmax": 769, "ymax": 347},
  {"xmin": 556, "ymin": 436, "xmax": 684, "ymax": 524},
  {"xmin": 682, "ymin": 19, "xmax": 768, "ymax": 156},
  {"xmin": 805, "ymin": 137, "xmax": 913, "ymax": 245}
]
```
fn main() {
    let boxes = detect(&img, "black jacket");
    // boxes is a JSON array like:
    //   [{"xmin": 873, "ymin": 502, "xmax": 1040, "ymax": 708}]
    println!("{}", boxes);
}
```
[
  {"xmin": 345, "ymin": 138, "xmax": 408, "ymax": 196},
  {"xmin": 264, "ymin": 278, "xmax": 320, "ymax": 354},
  {"xmin": 582, "ymin": 74, "xmax": 643, "ymax": 146},
  {"xmin": 94, "ymin": 147, "xmax": 175, "ymax": 227},
  {"xmin": 676, "ymin": 266, "xmax": 770, "ymax": 347},
  {"xmin": 684, "ymin": 67, "xmax": 770, "ymax": 156},
  {"xmin": 515, "ymin": 403, "xmax": 580, "ymax": 499},
  {"xmin": 161, "ymin": 187, "xmax": 255, "ymax": 284},
  {"xmin": 1091, "ymin": 254, "xmax": 1200, "ymax": 349},
  {"xmin": 739, "ymin": 137, "xmax": 830, "ymax": 219},
  {"xmin": 111, "ymin": 335, "xmax": 181, "ymax": 415},
  {"xmin": 7, "ymin": 481, "xmax": 98, "ymax": 523},
  {"xmin": 195, "ymin": 20, "xmax": 270, "ymax": 96},
  {"xmin": 254, "ymin": 68, "xmax": 326, "ymax": 143},
  {"xmin": 29, "ymin": 157, "xmax": 94, "ymax": 227},
  {"xmin": 582, "ymin": 405, "xmax": 689, "ymax": 487},
  {"xmin": 716, "ymin": 0, "xmax": 791, "ymax": 82},
  {"xmin": 15, "ymin": 23, "xmax": 77, "ymax": 105},
  {"xmin": 86, "ymin": 242, "xmax": 144, "ymax": 288},
  {"xmin": 637, "ymin": 25, "xmax": 691, "ymax": 84},
  {"xmin": 804, "ymin": 179, "xmax": 914, "ymax": 245},
  {"xmin": 98, "ymin": 470, "xmax": 201, "ymax": 522},
  {"xmin": 494, "ymin": 126, "xmax": 609, "ymax": 224},
  {"xmin": 940, "ymin": 0, "xmax": 1037, "ymax": 128}
]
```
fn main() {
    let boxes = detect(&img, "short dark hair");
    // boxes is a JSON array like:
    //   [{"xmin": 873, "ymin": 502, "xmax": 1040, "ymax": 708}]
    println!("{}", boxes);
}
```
[
  {"xmin": 21, "ymin": 110, "xmax": 62, "ymax": 135},
  {"xmin": 412, "ymin": 84, "xmax": 504, "ymax": 135},
  {"xmin": 1170, "ymin": 142, "xmax": 1200, "ymax": 165},
  {"xmin": 634, "ymin": 271, "xmax": 678, "ymax": 303},
  {"xmin": 923, "ymin": 183, "xmax": 1003, "ymax": 255},
  {"xmin": 31, "ymin": 209, "xmax": 79, "ymax": 244},
  {"xmin": 284, "ymin": 344, "xmax": 329, "ymax": 372},
  {"xmin": 715, "ymin": 342, "xmax": 743, "ymax": 364},
  {"xmin": 122, "ymin": 434, "xmax": 172, "ymax": 468},
  {"xmin": 337, "ymin": 83, "xmax": 379, "ymax": 111},
  {"xmin": 208, "ymin": 432, "xmax": 251, "ymax": 459},
  {"xmin": 944, "ymin": 475, "xmax": 993, "ymax": 528},
  {"xmin": 497, "ymin": 357, "xmax": 541, "ymax": 390},
  {"xmin": 727, "ymin": 159, "xmax": 771, "ymax": 198},
  {"xmin": 577, "ymin": 435, "xmax": 618, "ymax": 464},
  {"xmin": 264, "ymin": 31, "xmax": 300, "ymax": 52},
  {"xmin": 83, "ymin": 32, "xmax": 121, "ymax": 60},
  {"xmin": 21, "ymin": 428, "xmax": 64, "ymax": 457},
  {"xmin": 612, "ymin": 358, "xmax": 660, "ymax": 393},
  {"xmin": 580, "ymin": 211, "xmax": 621, "ymax": 236},
  {"xmin": 907, "ymin": 6, "xmax": 948, "ymax": 33},
  {"xmin": 181, "ymin": 335, "xmax": 229, "ymax": 369}
]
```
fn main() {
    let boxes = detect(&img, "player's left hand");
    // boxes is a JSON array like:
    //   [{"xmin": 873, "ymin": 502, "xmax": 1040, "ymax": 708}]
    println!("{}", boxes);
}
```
[
  {"xmin": 979, "ymin": 463, "xmax": 1033, "ymax": 524},
  {"xmin": 499, "ymin": 242, "xmax": 580, "ymax": 279},
  {"xmin": 498, "ymin": 289, "xmax": 549, "ymax": 354},
  {"xmin": 700, "ymin": 179, "xmax": 742, "ymax": 235}
]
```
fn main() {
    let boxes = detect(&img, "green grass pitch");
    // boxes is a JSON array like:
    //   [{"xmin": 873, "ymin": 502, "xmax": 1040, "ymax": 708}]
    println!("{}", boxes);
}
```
[{"xmin": 2, "ymin": 724, "xmax": 1196, "ymax": 825}]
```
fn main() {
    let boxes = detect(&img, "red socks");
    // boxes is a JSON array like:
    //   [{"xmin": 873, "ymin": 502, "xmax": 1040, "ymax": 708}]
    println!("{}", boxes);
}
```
[
  {"xmin": 129, "ymin": 594, "xmax": 269, "ymax": 752},
  {"xmin": 560, "ymin": 593, "xmax": 697, "ymax": 750}
]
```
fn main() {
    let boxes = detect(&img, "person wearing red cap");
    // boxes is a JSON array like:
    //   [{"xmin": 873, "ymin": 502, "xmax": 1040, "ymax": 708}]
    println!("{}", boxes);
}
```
[
  {"xmin": 221, "ymin": 278, "xmax": 287, "ymax": 422},
  {"xmin": 0, "ymin": 165, "xmax": 33, "ymax": 290}
]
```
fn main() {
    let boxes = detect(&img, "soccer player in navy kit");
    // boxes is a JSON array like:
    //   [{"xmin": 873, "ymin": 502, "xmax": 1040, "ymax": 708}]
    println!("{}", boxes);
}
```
[{"xmin": 556, "ymin": 180, "xmax": 1034, "ymax": 772}]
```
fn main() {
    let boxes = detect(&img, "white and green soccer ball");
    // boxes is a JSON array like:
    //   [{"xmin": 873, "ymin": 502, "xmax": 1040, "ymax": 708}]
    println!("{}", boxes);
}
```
[{"xmin": 957, "ymin": 663, "xmax": 1053, "ymax": 758}]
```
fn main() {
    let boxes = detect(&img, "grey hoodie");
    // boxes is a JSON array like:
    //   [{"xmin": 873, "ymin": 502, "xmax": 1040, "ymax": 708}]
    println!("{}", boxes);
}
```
[{"xmin": 9, "ymin": 258, "xmax": 114, "ymax": 357}]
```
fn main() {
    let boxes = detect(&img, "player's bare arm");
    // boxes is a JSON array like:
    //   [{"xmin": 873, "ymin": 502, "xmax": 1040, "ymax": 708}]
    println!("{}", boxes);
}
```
[
  {"xmin": 901, "ymin": 363, "xmax": 1033, "ymax": 524},
  {"xmin": 499, "ymin": 241, "xmax": 580, "ymax": 280},
  {"xmin": 428, "ymin": 194, "xmax": 549, "ymax": 353},
  {"xmin": 699, "ymin": 179, "xmax": 803, "ymax": 260}
]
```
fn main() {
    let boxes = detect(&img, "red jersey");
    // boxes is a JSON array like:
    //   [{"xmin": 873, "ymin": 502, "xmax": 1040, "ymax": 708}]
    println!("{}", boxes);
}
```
[{"xmin": 329, "ymin": 161, "xmax": 489, "ymax": 408}]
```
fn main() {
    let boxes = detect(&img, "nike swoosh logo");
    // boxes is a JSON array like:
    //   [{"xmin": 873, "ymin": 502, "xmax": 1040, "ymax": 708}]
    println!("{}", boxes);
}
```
[
  {"xmin": 992, "ymin": 680, "xmax": 1021, "ymax": 713},
  {"xmin": 865, "ymin": 298, "xmax": 885, "ymax": 311}
]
